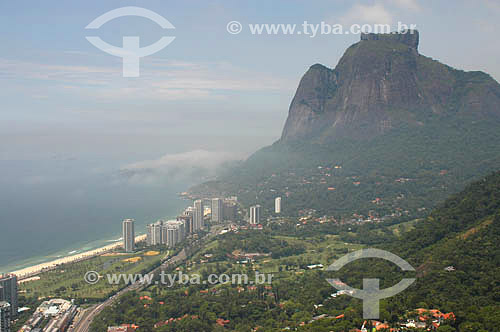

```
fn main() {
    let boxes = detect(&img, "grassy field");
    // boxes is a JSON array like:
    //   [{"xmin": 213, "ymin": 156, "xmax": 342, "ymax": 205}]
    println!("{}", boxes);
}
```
[
  {"xmin": 154, "ymin": 234, "xmax": 364, "ymax": 294},
  {"xmin": 18, "ymin": 231, "xmax": 364, "ymax": 305},
  {"xmin": 19, "ymin": 247, "xmax": 169, "ymax": 302},
  {"xmin": 389, "ymin": 219, "xmax": 420, "ymax": 236}
]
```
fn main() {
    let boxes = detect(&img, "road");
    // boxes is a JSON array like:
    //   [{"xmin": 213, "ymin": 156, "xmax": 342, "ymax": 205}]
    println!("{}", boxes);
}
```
[
  {"xmin": 69, "ymin": 280, "xmax": 143, "ymax": 332},
  {"xmin": 69, "ymin": 226, "xmax": 222, "ymax": 332}
]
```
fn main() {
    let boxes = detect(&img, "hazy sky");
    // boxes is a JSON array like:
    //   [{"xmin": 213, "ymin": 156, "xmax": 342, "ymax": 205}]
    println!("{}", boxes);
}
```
[{"xmin": 1, "ymin": 0, "xmax": 499, "ymax": 165}]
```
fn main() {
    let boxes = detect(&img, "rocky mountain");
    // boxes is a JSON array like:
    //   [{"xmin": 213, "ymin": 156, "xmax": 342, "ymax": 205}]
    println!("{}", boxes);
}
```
[
  {"xmin": 281, "ymin": 31, "xmax": 500, "ymax": 142},
  {"xmin": 191, "ymin": 31, "xmax": 500, "ymax": 218}
]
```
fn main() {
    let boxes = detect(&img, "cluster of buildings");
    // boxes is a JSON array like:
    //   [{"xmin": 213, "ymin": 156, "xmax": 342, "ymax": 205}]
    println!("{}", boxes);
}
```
[
  {"xmin": 0, "ymin": 274, "xmax": 18, "ymax": 332},
  {"xmin": 19, "ymin": 299, "xmax": 77, "ymax": 332},
  {"xmin": 121, "ymin": 196, "xmax": 283, "ymax": 252},
  {"xmin": 146, "ymin": 220, "xmax": 185, "ymax": 248},
  {"xmin": 107, "ymin": 324, "xmax": 137, "ymax": 332},
  {"xmin": 346, "ymin": 308, "xmax": 456, "ymax": 331},
  {"xmin": 248, "ymin": 196, "xmax": 282, "ymax": 225},
  {"xmin": 145, "ymin": 197, "xmax": 239, "ymax": 248},
  {"xmin": 401, "ymin": 308, "xmax": 456, "ymax": 330},
  {"xmin": 121, "ymin": 197, "xmax": 240, "ymax": 252},
  {"xmin": 177, "ymin": 197, "xmax": 239, "ymax": 228},
  {"xmin": 208, "ymin": 197, "xmax": 238, "ymax": 224}
]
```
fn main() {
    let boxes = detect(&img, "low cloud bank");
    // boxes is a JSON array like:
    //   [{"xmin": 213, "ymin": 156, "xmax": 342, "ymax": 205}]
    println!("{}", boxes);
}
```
[{"xmin": 119, "ymin": 150, "xmax": 241, "ymax": 185}]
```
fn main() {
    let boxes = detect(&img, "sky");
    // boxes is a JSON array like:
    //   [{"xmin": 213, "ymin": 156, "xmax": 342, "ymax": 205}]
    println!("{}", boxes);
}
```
[{"xmin": 0, "ymin": 0, "xmax": 499, "ymax": 176}]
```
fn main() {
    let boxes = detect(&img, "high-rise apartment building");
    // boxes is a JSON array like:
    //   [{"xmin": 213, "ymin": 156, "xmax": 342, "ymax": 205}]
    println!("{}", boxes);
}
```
[
  {"xmin": 160, "ymin": 223, "xmax": 168, "ymax": 245},
  {"xmin": 193, "ymin": 199, "xmax": 204, "ymax": 231},
  {"xmin": 146, "ymin": 224, "xmax": 153, "ymax": 246},
  {"xmin": 164, "ymin": 220, "xmax": 185, "ymax": 248},
  {"xmin": 177, "ymin": 210, "xmax": 193, "ymax": 235},
  {"xmin": 192, "ymin": 206, "xmax": 199, "ymax": 232},
  {"xmin": 275, "ymin": 197, "xmax": 281, "ymax": 214},
  {"xmin": 223, "ymin": 201, "xmax": 237, "ymax": 221},
  {"xmin": 249, "ymin": 205, "xmax": 261, "ymax": 225},
  {"xmin": 0, "ymin": 301, "xmax": 10, "ymax": 332},
  {"xmin": 211, "ymin": 198, "xmax": 223, "ymax": 223},
  {"xmin": 154, "ymin": 221, "xmax": 162, "ymax": 245},
  {"xmin": 146, "ymin": 221, "xmax": 163, "ymax": 246},
  {"xmin": 122, "ymin": 219, "xmax": 135, "ymax": 253},
  {"xmin": 0, "ymin": 274, "xmax": 17, "ymax": 319}
]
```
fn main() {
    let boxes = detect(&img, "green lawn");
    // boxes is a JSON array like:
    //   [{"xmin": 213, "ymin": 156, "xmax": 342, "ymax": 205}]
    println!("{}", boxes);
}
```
[
  {"xmin": 20, "ymin": 247, "xmax": 168, "ymax": 302},
  {"xmin": 155, "ymin": 234, "xmax": 363, "ymax": 294}
]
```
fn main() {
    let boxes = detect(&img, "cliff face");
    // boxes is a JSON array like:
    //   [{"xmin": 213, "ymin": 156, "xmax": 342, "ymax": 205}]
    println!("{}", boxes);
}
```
[{"xmin": 281, "ymin": 31, "xmax": 500, "ymax": 142}]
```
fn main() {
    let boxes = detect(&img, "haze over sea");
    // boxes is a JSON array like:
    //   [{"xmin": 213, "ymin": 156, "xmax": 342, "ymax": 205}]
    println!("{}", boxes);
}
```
[{"xmin": 0, "ymin": 157, "xmax": 190, "ymax": 274}]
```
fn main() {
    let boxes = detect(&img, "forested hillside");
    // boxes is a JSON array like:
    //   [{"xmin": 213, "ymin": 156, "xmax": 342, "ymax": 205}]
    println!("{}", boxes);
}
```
[{"xmin": 91, "ymin": 171, "xmax": 500, "ymax": 331}]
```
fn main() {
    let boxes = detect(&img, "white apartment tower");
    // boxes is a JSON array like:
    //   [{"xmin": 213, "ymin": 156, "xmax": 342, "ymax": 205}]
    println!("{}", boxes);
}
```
[
  {"xmin": 193, "ymin": 199, "xmax": 204, "ymax": 231},
  {"xmin": 146, "ymin": 224, "xmax": 154, "ymax": 246},
  {"xmin": 164, "ymin": 220, "xmax": 185, "ymax": 248},
  {"xmin": 146, "ymin": 221, "xmax": 163, "ymax": 246},
  {"xmin": 249, "ymin": 205, "xmax": 261, "ymax": 225},
  {"xmin": 153, "ymin": 221, "xmax": 162, "ymax": 245},
  {"xmin": 275, "ymin": 197, "xmax": 282, "ymax": 214},
  {"xmin": 122, "ymin": 218, "xmax": 135, "ymax": 253}
]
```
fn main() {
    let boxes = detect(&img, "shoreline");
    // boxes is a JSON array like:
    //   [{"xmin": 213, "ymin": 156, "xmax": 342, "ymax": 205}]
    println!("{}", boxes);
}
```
[{"xmin": 12, "ymin": 234, "xmax": 147, "ymax": 280}]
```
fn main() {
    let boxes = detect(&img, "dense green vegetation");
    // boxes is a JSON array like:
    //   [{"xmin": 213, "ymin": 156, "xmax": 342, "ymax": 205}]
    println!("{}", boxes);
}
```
[
  {"xmin": 90, "ymin": 171, "xmax": 500, "ymax": 331},
  {"xmin": 89, "ymin": 233, "xmax": 365, "ymax": 332}
]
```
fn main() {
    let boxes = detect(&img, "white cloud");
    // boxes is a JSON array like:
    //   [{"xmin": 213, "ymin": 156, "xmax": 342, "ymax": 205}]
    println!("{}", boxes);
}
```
[
  {"xmin": 119, "ymin": 150, "xmax": 242, "ymax": 185},
  {"xmin": 340, "ymin": 3, "xmax": 394, "ymax": 26},
  {"xmin": 334, "ymin": 0, "xmax": 420, "ymax": 30},
  {"xmin": 386, "ymin": 0, "xmax": 420, "ymax": 11},
  {"xmin": 0, "ymin": 58, "xmax": 294, "ymax": 102},
  {"xmin": 483, "ymin": 0, "xmax": 500, "ymax": 11}
]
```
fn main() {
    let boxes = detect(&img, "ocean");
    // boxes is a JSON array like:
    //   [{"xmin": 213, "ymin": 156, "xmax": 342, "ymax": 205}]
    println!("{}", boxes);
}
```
[{"xmin": 0, "ymin": 158, "xmax": 192, "ymax": 274}]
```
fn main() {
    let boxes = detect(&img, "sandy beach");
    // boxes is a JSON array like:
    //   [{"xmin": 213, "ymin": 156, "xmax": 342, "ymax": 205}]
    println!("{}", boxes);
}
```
[{"xmin": 12, "ymin": 234, "xmax": 147, "ymax": 279}]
